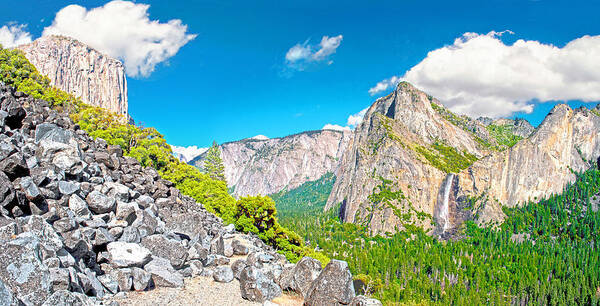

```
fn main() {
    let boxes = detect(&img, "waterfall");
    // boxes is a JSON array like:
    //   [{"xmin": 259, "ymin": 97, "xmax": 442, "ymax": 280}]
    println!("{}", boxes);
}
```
[{"xmin": 439, "ymin": 174, "xmax": 455, "ymax": 232}]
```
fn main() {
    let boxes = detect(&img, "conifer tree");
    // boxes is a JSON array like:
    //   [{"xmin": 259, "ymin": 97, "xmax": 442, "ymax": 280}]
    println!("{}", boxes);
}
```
[{"xmin": 203, "ymin": 141, "xmax": 226, "ymax": 182}]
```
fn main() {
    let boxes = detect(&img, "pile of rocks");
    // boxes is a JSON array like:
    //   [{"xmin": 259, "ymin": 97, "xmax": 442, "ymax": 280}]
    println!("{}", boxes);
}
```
[{"xmin": 0, "ymin": 82, "xmax": 379, "ymax": 305}]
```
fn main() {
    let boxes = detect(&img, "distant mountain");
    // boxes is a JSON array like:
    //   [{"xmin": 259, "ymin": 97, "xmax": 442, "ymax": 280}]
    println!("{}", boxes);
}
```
[
  {"xmin": 191, "ymin": 130, "xmax": 351, "ymax": 198},
  {"xmin": 170, "ymin": 145, "xmax": 208, "ymax": 163},
  {"xmin": 18, "ymin": 35, "xmax": 128, "ymax": 116}
]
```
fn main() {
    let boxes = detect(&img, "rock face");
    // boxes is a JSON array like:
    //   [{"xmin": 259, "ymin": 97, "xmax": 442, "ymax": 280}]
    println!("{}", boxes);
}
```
[
  {"xmin": 458, "ymin": 105, "xmax": 600, "ymax": 225},
  {"xmin": 192, "ymin": 129, "xmax": 351, "ymax": 197},
  {"xmin": 18, "ymin": 35, "xmax": 128, "ymax": 116},
  {"xmin": 326, "ymin": 82, "xmax": 493, "ymax": 234},
  {"xmin": 305, "ymin": 259, "xmax": 355, "ymax": 306},
  {"xmin": 477, "ymin": 117, "xmax": 535, "ymax": 138}
]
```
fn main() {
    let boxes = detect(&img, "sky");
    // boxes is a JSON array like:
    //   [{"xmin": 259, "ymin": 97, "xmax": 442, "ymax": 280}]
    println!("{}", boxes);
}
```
[{"xmin": 1, "ymin": 0, "xmax": 599, "ymax": 148}]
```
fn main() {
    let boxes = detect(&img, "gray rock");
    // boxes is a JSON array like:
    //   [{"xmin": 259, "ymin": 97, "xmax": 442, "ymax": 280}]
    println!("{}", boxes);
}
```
[
  {"xmin": 19, "ymin": 176, "xmax": 42, "ymax": 202},
  {"xmin": 68, "ymin": 194, "xmax": 91, "ymax": 218},
  {"xmin": 49, "ymin": 268, "xmax": 71, "ymax": 291},
  {"xmin": 0, "ymin": 235, "xmax": 51, "ymax": 305},
  {"xmin": 213, "ymin": 266, "xmax": 234, "ymax": 283},
  {"xmin": 350, "ymin": 295, "xmax": 383, "ymax": 306},
  {"xmin": 239, "ymin": 266, "xmax": 282, "ymax": 303},
  {"xmin": 290, "ymin": 256, "xmax": 322, "ymax": 297},
  {"xmin": 111, "ymin": 268, "xmax": 132, "ymax": 292},
  {"xmin": 119, "ymin": 226, "xmax": 140, "ymax": 243},
  {"xmin": 86, "ymin": 190, "xmax": 116, "ymax": 214},
  {"xmin": 305, "ymin": 260, "xmax": 355, "ymax": 306},
  {"xmin": 0, "ymin": 279, "xmax": 18, "ymax": 306},
  {"xmin": 106, "ymin": 242, "xmax": 152, "ymax": 268},
  {"xmin": 231, "ymin": 259, "xmax": 247, "ymax": 280},
  {"xmin": 58, "ymin": 181, "xmax": 80, "ymax": 195},
  {"xmin": 141, "ymin": 234, "xmax": 188, "ymax": 269},
  {"xmin": 144, "ymin": 256, "xmax": 183, "ymax": 288},
  {"xmin": 35, "ymin": 123, "xmax": 72, "ymax": 144},
  {"xmin": 131, "ymin": 267, "xmax": 151, "ymax": 291},
  {"xmin": 210, "ymin": 234, "xmax": 225, "ymax": 256},
  {"xmin": 187, "ymin": 242, "xmax": 208, "ymax": 261},
  {"xmin": 0, "ymin": 219, "xmax": 16, "ymax": 241},
  {"xmin": 98, "ymin": 274, "xmax": 119, "ymax": 294},
  {"xmin": 41, "ymin": 290, "xmax": 93, "ymax": 306},
  {"xmin": 232, "ymin": 239, "xmax": 249, "ymax": 255}
]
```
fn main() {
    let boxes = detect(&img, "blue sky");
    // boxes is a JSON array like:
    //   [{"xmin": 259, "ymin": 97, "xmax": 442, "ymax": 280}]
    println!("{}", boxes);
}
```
[{"xmin": 1, "ymin": 0, "xmax": 599, "ymax": 147}]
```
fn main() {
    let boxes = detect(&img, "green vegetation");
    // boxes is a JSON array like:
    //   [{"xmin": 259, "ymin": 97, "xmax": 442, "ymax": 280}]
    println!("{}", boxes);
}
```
[
  {"xmin": 0, "ymin": 45, "xmax": 314, "ymax": 262},
  {"xmin": 486, "ymin": 124, "xmax": 523, "ymax": 148},
  {"xmin": 280, "ymin": 167, "xmax": 600, "ymax": 304},
  {"xmin": 202, "ymin": 141, "xmax": 227, "ymax": 182},
  {"xmin": 271, "ymin": 173, "xmax": 335, "ymax": 219},
  {"xmin": 430, "ymin": 101, "xmax": 493, "ymax": 149},
  {"xmin": 592, "ymin": 108, "xmax": 600, "ymax": 118},
  {"xmin": 416, "ymin": 141, "xmax": 478, "ymax": 173}
]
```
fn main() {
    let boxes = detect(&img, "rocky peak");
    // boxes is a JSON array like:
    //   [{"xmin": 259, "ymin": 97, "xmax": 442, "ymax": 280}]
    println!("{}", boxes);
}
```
[
  {"xmin": 327, "ymin": 82, "xmax": 492, "ymax": 234},
  {"xmin": 17, "ymin": 35, "xmax": 128, "ymax": 116}
]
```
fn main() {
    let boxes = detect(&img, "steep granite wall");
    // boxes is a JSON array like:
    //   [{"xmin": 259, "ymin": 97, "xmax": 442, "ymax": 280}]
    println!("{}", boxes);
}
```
[
  {"xmin": 192, "ymin": 130, "xmax": 351, "ymax": 198},
  {"xmin": 458, "ymin": 105, "xmax": 600, "ymax": 225},
  {"xmin": 18, "ymin": 35, "xmax": 128, "ymax": 116}
]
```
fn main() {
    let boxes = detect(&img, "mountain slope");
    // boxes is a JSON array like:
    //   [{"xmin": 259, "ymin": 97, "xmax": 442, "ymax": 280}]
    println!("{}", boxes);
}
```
[
  {"xmin": 18, "ymin": 35, "xmax": 128, "ymax": 116},
  {"xmin": 191, "ymin": 129, "xmax": 351, "ymax": 198},
  {"xmin": 326, "ymin": 82, "xmax": 496, "ymax": 234}
]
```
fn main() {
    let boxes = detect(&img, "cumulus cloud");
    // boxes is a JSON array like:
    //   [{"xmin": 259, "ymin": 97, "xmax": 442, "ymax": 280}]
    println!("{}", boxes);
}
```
[
  {"xmin": 43, "ymin": 0, "xmax": 196, "ymax": 77},
  {"xmin": 170, "ymin": 145, "xmax": 207, "ymax": 163},
  {"xmin": 322, "ymin": 124, "xmax": 350, "ymax": 132},
  {"xmin": 347, "ymin": 107, "xmax": 368, "ymax": 127},
  {"xmin": 285, "ymin": 35, "xmax": 343, "ymax": 70},
  {"xmin": 369, "ymin": 31, "xmax": 600, "ymax": 118},
  {"xmin": 0, "ymin": 23, "xmax": 32, "ymax": 48},
  {"xmin": 323, "ymin": 107, "xmax": 369, "ymax": 132},
  {"xmin": 368, "ymin": 76, "xmax": 401, "ymax": 96}
]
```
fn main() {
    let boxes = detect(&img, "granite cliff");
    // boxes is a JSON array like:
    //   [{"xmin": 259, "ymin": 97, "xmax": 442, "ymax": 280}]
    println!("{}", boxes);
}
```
[
  {"xmin": 457, "ymin": 104, "xmax": 600, "ymax": 225},
  {"xmin": 326, "ymin": 82, "xmax": 496, "ymax": 235},
  {"xmin": 18, "ymin": 35, "xmax": 128, "ymax": 116},
  {"xmin": 192, "ymin": 130, "xmax": 351, "ymax": 198}
]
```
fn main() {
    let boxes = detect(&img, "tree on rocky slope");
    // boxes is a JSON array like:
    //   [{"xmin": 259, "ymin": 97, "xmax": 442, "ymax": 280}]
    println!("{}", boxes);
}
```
[{"xmin": 203, "ymin": 141, "xmax": 226, "ymax": 182}]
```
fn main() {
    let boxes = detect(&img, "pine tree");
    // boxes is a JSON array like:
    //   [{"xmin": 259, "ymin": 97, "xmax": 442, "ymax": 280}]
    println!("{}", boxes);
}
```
[{"xmin": 203, "ymin": 141, "xmax": 226, "ymax": 182}]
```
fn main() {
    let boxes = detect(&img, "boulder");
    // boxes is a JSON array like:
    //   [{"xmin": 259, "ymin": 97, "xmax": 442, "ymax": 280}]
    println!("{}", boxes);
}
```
[
  {"xmin": 131, "ymin": 267, "xmax": 151, "ymax": 291},
  {"xmin": 141, "ymin": 234, "xmax": 188, "ymax": 269},
  {"xmin": 213, "ymin": 266, "xmax": 234, "ymax": 283},
  {"xmin": 106, "ymin": 242, "xmax": 152, "ymax": 268},
  {"xmin": 304, "ymin": 260, "xmax": 355, "ymax": 306},
  {"xmin": 289, "ymin": 256, "xmax": 322, "ymax": 297},
  {"xmin": 0, "ymin": 235, "xmax": 52, "ymax": 305},
  {"xmin": 144, "ymin": 256, "xmax": 183, "ymax": 288},
  {"xmin": 232, "ymin": 239, "xmax": 249, "ymax": 255},
  {"xmin": 231, "ymin": 259, "xmax": 247, "ymax": 280},
  {"xmin": 239, "ymin": 266, "xmax": 282, "ymax": 303},
  {"xmin": 35, "ymin": 123, "xmax": 73, "ymax": 144},
  {"xmin": 86, "ymin": 190, "xmax": 116, "ymax": 214}
]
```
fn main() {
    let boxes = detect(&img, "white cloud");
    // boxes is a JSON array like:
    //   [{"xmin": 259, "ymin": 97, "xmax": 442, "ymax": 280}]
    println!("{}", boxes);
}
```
[
  {"xmin": 323, "ymin": 107, "xmax": 368, "ymax": 132},
  {"xmin": 285, "ymin": 35, "xmax": 343, "ymax": 70},
  {"xmin": 170, "ymin": 145, "xmax": 207, "ymax": 163},
  {"xmin": 369, "ymin": 31, "xmax": 600, "ymax": 118},
  {"xmin": 322, "ymin": 124, "xmax": 350, "ymax": 132},
  {"xmin": 43, "ymin": 0, "xmax": 196, "ymax": 77},
  {"xmin": 0, "ymin": 24, "xmax": 32, "ymax": 48},
  {"xmin": 368, "ymin": 76, "xmax": 401, "ymax": 96},
  {"xmin": 347, "ymin": 107, "xmax": 368, "ymax": 127}
]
